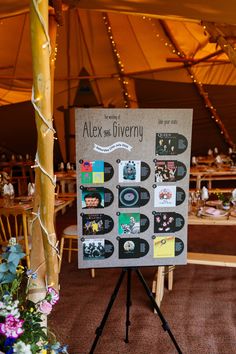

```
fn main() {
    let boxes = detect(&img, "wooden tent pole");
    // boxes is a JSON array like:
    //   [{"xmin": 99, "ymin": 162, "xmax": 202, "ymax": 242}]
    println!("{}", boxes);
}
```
[
  {"xmin": 29, "ymin": 0, "xmax": 58, "ymax": 290},
  {"xmin": 202, "ymin": 22, "xmax": 236, "ymax": 68}
]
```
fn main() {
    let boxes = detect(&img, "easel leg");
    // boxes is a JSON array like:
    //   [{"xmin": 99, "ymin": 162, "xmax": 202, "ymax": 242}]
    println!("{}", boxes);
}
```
[
  {"xmin": 89, "ymin": 269, "xmax": 126, "ymax": 354},
  {"xmin": 89, "ymin": 268, "xmax": 182, "ymax": 354},
  {"xmin": 124, "ymin": 268, "xmax": 132, "ymax": 343},
  {"xmin": 135, "ymin": 269, "xmax": 182, "ymax": 354}
]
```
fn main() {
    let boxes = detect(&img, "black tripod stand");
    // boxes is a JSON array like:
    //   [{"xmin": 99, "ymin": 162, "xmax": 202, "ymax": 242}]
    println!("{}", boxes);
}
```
[{"xmin": 89, "ymin": 267, "xmax": 182, "ymax": 354}]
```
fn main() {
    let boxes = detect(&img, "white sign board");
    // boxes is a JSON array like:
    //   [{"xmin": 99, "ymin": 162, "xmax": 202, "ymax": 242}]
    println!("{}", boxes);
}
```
[{"xmin": 75, "ymin": 108, "xmax": 192, "ymax": 268}]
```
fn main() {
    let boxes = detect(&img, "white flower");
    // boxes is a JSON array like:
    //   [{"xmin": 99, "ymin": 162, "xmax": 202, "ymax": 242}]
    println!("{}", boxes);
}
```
[
  {"xmin": 13, "ymin": 341, "xmax": 32, "ymax": 354},
  {"xmin": 232, "ymin": 188, "xmax": 236, "ymax": 201},
  {"xmin": 0, "ymin": 298, "xmax": 20, "ymax": 318}
]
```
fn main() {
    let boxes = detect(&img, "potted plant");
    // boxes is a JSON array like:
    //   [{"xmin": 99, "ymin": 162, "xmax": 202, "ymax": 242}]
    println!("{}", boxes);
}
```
[
  {"xmin": 214, "ymin": 191, "xmax": 232, "ymax": 210},
  {"xmin": 0, "ymin": 239, "xmax": 68, "ymax": 354}
]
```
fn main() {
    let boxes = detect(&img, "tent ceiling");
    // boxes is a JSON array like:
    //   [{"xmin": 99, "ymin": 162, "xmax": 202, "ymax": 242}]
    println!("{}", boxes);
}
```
[
  {"xmin": 1, "ymin": 1, "xmax": 236, "ymax": 25},
  {"xmin": 0, "ymin": 1, "xmax": 236, "ymax": 160}
]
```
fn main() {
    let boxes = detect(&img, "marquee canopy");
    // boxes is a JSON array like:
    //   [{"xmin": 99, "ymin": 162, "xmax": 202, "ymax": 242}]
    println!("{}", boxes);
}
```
[{"xmin": 0, "ymin": 1, "xmax": 236, "ymax": 160}]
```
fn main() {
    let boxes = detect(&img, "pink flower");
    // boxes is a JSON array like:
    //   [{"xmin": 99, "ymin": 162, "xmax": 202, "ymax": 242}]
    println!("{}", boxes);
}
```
[
  {"xmin": 38, "ymin": 300, "xmax": 52, "ymax": 315},
  {"xmin": 47, "ymin": 287, "xmax": 59, "ymax": 305},
  {"xmin": 0, "ymin": 314, "xmax": 24, "ymax": 338}
]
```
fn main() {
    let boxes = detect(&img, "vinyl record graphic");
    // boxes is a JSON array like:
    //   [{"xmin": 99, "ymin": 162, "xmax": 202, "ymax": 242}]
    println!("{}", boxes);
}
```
[
  {"xmin": 82, "ymin": 214, "xmax": 114, "ymax": 235},
  {"xmin": 81, "ymin": 187, "xmax": 114, "ymax": 208},
  {"xmin": 175, "ymin": 237, "xmax": 184, "ymax": 256},
  {"xmin": 139, "ymin": 238, "xmax": 150, "ymax": 257},
  {"xmin": 154, "ymin": 160, "xmax": 187, "ymax": 182},
  {"xmin": 119, "ymin": 187, "xmax": 139, "ymax": 207},
  {"xmin": 118, "ymin": 237, "xmax": 149, "ymax": 259},
  {"xmin": 104, "ymin": 240, "xmax": 115, "ymax": 258},
  {"xmin": 154, "ymin": 186, "xmax": 185, "ymax": 207},
  {"xmin": 141, "ymin": 162, "xmax": 151, "ymax": 181},
  {"xmin": 104, "ymin": 162, "xmax": 114, "ymax": 182},
  {"xmin": 140, "ymin": 214, "xmax": 150, "ymax": 232},
  {"xmin": 139, "ymin": 187, "xmax": 150, "ymax": 206},
  {"xmin": 118, "ymin": 213, "xmax": 149, "ymax": 235},
  {"xmin": 177, "ymin": 134, "xmax": 188, "ymax": 154},
  {"xmin": 153, "ymin": 212, "xmax": 185, "ymax": 233},
  {"xmin": 104, "ymin": 188, "xmax": 114, "ymax": 207},
  {"xmin": 176, "ymin": 187, "xmax": 186, "ymax": 205},
  {"xmin": 118, "ymin": 187, "xmax": 150, "ymax": 208},
  {"xmin": 155, "ymin": 133, "xmax": 188, "ymax": 156},
  {"xmin": 82, "ymin": 238, "xmax": 114, "ymax": 260}
]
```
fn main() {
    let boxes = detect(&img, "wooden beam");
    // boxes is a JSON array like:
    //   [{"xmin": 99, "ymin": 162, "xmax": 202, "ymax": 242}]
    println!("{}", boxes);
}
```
[
  {"xmin": 159, "ymin": 19, "xmax": 234, "ymax": 147},
  {"xmin": 166, "ymin": 49, "xmax": 225, "ymax": 65},
  {"xmin": 202, "ymin": 21, "xmax": 236, "ymax": 67}
]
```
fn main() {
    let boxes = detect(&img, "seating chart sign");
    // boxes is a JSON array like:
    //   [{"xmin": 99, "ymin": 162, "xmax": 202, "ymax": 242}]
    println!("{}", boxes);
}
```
[{"xmin": 75, "ymin": 108, "xmax": 192, "ymax": 268}]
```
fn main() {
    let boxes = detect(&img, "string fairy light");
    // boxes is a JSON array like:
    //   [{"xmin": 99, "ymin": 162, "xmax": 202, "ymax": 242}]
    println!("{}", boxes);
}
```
[
  {"xmin": 142, "ymin": 16, "xmax": 234, "ymax": 147},
  {"xmin": 32, "ymin": 0, "xmax": 51, "ymax": 54},
  {"xmin": 102, "ymin": 13, "xmax": 130, "ymax": 107},
  {"xmin": 31, "ymin": 87, "xmax": 56, "ymax": 136},
  {"xmin": 31, "ymin": 208, "xmax": 60, "ymax": 257},
  {"xmin": 31, "ymin": 152, "xmax": 56, "ymax": 187}
]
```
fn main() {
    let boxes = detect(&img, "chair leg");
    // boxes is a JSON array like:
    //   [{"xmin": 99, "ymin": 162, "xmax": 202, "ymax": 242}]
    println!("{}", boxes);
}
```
[
  {"xmin": 59, "ymin": 237, "xmax": 65, "ymax": 273},
  {"xmin": 68, "ymin": 238, "xmax": 72, "ymax": 263},
  {"xmin": 168, "ymin": 266, "xmax": 174, "ymax": 291},
  {"xmin": 155, "ymin": 266, "xmax": 165, "ymax": 309},
  {"xmin": 90, "ymin": 268, "xmax": 95, "ymax": 278}
]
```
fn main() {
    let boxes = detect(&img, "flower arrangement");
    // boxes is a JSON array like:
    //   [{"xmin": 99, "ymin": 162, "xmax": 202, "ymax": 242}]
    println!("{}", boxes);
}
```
[
  {"xmin": 0, "ymin": 239, "xmax": 68, "ymax": 354},
  {"xmin": 214, "ymin": 191, "xmax": 232, "ymax": 205}
]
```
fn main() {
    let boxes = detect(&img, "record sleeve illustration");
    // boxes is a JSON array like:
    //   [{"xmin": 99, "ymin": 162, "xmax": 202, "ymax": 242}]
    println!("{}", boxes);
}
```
[
  {"xmin": 118, "ymin": 186, "xmax": 150, "ymax": 208},
  {"xmin": 155, "ymin": 133, "xmax": 188, "ymax": 155},
  {"xmin": 81, "ymin": 187, "xmax": 114, "ymax": 209},
  {"xmin": 153, "ymin": 236, "xmax": 184, "ymax": 258},
  {"xmin": 118, "ymin": 160, "xmax": 150, "ymax": 182},
  {"xmin": 153, "ymin": 212, "xmax": 185, "ymax": 233},
  {"xmin": 118, "ymin": 237, "xmax": 149, "ymax": 259},
  {"xmin": 82, "ymin": 239, "xmax": 114, "ymax": 260},
  {"xmin": 82, "ymin": 214, "xmax": 114, "ymax": 235},
  {"xmin": 118, "ymin": 212, "xmax": 149, "ymax": 235},
  {"xmin": 154, "ymin": 160, "xmax": 187, "ymax": 182},
  {"xmin": 154, "ymin": 186, "xmax": 185, "ymax": 207},
  {"xmin": 80, "ymin": 160, "xmax": 114, "ymax": 184}
]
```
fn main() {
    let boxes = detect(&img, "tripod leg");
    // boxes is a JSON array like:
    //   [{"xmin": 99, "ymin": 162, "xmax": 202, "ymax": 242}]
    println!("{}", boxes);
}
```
[
  {"xmin": 89, "ymin": 269, "xmax": 126, "ymax": 354},
  {"xmin": 135, "ymin": 269, "xmax": 182, "ymax": 354},
  {"xmin": 124, "ymin": 268, "xmax": 132, "ymax": 343}
]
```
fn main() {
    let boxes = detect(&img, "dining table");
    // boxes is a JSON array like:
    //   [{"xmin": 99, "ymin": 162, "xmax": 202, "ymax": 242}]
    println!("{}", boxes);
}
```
[
  {"xmin": 0, "ymin": 196, "xmax": 75, "ymax": 220},
  {"xmin": 152, "ymin": 203, "xmax": 236, "ymax": 308},
  {"xmin": 188, "ymin": 204, "xmax": 236, "ymax": 264},
  {"xmin": 190, "ymin": 165, "xmax": 236, "ymax": 189},
  {"xmin": 55, "ymin": 171, "xmax": 77, "ymax": 195}
]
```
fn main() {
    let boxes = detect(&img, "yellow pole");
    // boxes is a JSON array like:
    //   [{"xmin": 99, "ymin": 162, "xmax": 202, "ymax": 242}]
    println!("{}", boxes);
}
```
[{"xmin": 29, "ymin": 0, "xmax": 58, "ymax": 290}]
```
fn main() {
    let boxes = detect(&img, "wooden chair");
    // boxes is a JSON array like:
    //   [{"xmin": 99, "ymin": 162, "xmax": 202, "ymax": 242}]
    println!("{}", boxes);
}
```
[
  {"xmin": 59, "ymin": 224, "xmax": 95, "ymax": 278},
  {"xmin": 0, "ymin": 208, "xmax": 31, "ymax": 268},
  {"xmin": 152, "ymin": 266, "xmax": 174, "ymax": 308}
]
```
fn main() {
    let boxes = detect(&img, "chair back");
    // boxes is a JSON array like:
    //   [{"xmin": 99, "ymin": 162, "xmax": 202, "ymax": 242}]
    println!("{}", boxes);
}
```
[{"xmin": 0, "ymin": 208, "xmax": 31, "ymax": 267}]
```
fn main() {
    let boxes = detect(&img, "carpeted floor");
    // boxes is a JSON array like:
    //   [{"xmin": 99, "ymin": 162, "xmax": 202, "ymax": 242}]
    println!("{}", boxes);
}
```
[{"xmin": 49, "ymin": 204, "xmax": 236, "ymax": 354}]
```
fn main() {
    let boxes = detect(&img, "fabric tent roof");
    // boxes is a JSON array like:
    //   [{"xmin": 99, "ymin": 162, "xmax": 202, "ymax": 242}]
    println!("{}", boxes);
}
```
[
  {"xmin": 2, "ymin": 0, "xmax": 236, "ymax": 24},
  {"xmin": 0, "ymin": 1, "xmax": 236, "ymax": 160}
]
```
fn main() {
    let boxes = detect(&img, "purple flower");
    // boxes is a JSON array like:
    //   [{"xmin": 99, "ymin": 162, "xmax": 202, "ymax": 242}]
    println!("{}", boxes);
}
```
[
  {"xmin": 0, "ymin": 315, "xmax": 24, "ymax": 339},
  {"xmin": 47, "ymin": 287, "xmax": 59, "ymax": 305}
]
